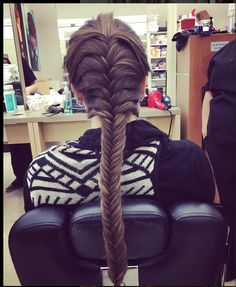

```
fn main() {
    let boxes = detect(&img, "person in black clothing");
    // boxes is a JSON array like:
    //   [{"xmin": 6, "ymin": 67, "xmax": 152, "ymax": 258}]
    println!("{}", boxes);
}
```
[
  {"xmin": 10, "ymin": 57, "xmax": 38, "ymax": 104},
  {"xmin": 202, "ymin": 39, "xmax": 236, "ymax": 281},
  {"xmin": 5, "ymin": 56, "xmax": 38, "ymax": 193},
  {"xmin": 21, "ymin": 57, "xmax": 38, "ymax": 95},
  {"xmin": 24, "ymin": 14, "xmax": 215, "ymax": 285}
]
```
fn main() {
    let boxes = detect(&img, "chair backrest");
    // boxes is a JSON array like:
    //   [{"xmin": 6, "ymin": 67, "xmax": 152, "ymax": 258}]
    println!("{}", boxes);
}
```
[{"xmin": 8, "ymin": 199, "xmax": 228, "ymax": 286}]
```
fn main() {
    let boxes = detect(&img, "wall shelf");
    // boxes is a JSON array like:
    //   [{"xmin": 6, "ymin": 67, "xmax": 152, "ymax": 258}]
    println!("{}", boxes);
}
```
[
  {"xmin": 151, "ymin": 44, "xmax": 167, "ymax": 47},
  {"xmin": 147, "ymin": 31, "xmax": 167, "ymax": 90},
  {"xmin": 152, "ymin": 78, "xmax": 166, "ymax": 81},
  {"xmin": 149, "ymin": 31, "xmax": 167, "ymax": 35},
  {"xmin": 151, "ymin": 56, "xmax": 166, "ymax": 59}
]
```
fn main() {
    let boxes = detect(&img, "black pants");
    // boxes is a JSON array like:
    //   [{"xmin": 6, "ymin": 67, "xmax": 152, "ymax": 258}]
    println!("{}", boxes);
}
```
[
  {"xmin": 9, "ymin": 143, "xmax": 32, "ymax": 186},
  {"xmin": 204, "ymin": 136, "xmax": 236, "ymax": 281}
]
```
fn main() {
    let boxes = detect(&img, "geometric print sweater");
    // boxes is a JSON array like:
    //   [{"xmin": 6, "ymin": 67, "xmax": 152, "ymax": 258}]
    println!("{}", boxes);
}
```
[
  {"xmin": 27, "ymin": 139, "xmax": 160, "ymax": 208},
  {"xmin": 25, "ymin": 119, "xmax": 215, "ymax": 210}
]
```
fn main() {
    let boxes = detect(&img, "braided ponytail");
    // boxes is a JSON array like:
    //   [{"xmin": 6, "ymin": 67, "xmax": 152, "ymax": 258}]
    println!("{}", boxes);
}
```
[{"xmin": 66, "ymin": 13, "xmax": 150, "ymax": 285}]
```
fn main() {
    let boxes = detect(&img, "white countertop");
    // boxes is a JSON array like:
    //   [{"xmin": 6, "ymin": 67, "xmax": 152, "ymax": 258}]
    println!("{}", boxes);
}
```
[{"xmin": 4, "ymin": 106, "xmax": 181, "ymax": 125}]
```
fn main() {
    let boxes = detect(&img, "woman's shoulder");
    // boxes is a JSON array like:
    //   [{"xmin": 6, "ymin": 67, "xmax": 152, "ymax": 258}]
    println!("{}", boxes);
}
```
[
  {"xmin": 29, "ymin": 140, "xmax": 98, "ymax": 167},
  {"xmin": 160, "ymin": 138, "xmax": 204, "ymax": 160},
  {"xmin": 156, "ymin": 138, "xmax": 215, "ymax": 204}
]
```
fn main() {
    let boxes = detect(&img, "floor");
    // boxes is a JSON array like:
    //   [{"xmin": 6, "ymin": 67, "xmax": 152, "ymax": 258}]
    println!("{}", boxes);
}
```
[
  {"xmin": 3, "ymin": 152, "xmax": 23, "ymax": 286},
  {"xmin": 3, "ymin": 151, "xmax": 236, "ymax": 286}
]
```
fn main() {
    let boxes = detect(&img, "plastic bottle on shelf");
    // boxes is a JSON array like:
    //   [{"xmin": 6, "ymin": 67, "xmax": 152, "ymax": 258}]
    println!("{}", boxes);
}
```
[
  {"xmin": 228, "ymin": 3, "xmax": 235, "ymax": 33},
  {"xmin": 62, "ymin": 82, "xmax": 72, "ymax": 114},
  {"xmin": 162, "ymin": 86, "xmax": 166, "ymax": 97},
  {"xmin": 4, "ymin": 85, "xmax": 18, "ymax": 113}
]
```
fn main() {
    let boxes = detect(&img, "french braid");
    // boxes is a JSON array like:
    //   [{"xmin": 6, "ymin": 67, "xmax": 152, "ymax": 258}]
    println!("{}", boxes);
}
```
[{"xmin": 66, "ymin": 13, "xmax": 150, "ymax": 285}]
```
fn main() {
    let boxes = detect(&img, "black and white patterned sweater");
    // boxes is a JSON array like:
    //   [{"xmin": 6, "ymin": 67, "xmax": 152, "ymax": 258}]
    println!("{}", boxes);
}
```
[{"xmin": 24, "ymin": 120, "xmax": 215, "ymax": 211}]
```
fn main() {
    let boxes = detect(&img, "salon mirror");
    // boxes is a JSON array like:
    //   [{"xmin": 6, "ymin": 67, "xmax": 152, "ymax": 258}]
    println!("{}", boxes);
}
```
[
  {"xmin": 7, "ymin": 3, "xmax": 177, "ymax": 109},
  {"xmin": 7, "ymin": 2, "xmax": 158, "ymax": 108},
  {"xmin": 7, "ymin": 3, "xmax": 64, "ymax": 110}
]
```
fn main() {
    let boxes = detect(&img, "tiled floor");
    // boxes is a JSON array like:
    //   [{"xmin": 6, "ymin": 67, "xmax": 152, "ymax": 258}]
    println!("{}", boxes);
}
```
[{"xmin": 3, "ymin": 152, "xmax": 236, "ymax": 286}]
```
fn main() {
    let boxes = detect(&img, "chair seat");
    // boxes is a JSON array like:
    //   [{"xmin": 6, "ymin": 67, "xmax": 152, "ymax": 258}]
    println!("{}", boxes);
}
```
[{"xmin": 8, "ymin": 199, "xmax": 228, "ymax": 286}]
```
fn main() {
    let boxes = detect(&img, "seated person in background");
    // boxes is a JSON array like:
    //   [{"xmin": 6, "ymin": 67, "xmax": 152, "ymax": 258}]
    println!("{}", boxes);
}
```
[
  {"xmin": 24, "ymin": 13, "xmax": 215, "ymax": 285},
  {"xmin": 4, "ymin": 56, "xmax": 38, "ymax": 105},
  {"xmin": 13, "ymin": 56, "xmax": 38, "ymax": 104},
  {"xmin": 5, "ymin": 56, "xmax": 38, "ymax": 193}
]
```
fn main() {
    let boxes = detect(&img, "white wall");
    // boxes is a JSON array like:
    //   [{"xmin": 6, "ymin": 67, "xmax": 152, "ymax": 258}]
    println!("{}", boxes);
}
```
[
  {"xmin": 56, "ymin": 3, "xmax": 148, "ymax": 18},
  {"xmin": 4, "ymin": 40, "xmax": 17, "ymax": 65},
  {"xmin": 56, "ymin": 3, "xmax": 229, "ymax": 30},
  {"xmin": 177, "ymin": 3, "xmax": 229, "ymax": 30},
  {"xmin": 3, "ymin": 3, "xmax": 10, "ymax": 18},
  {"xmin": 3, "ymin": 4, "xmax": 17, "ymax": 65},
  {"xmin": 56, "ymin": 4, "xmax": 168, "ymax": 27}
]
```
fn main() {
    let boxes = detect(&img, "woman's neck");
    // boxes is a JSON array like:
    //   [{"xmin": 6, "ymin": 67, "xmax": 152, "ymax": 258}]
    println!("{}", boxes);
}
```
[{"xmin": 90, "ymin": 114, "xmax": 138, "ymax": 129}]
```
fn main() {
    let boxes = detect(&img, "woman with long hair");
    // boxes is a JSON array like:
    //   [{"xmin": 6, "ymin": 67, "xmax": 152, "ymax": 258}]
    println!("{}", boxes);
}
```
[{"xmin": 24, "ymin": 14, "xmax": 215, "ymax": 285}]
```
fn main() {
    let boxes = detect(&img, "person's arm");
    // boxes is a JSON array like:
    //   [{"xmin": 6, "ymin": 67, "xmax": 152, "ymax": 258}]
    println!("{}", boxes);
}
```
[
  {"xmin": 201, "ymin": 90, "xmax": 220, "ymax": 204},
  {"xmin": 204, "ymin": 149, "xmax": 220, "ymax": 204},
  {"xmin": 202, "ymin": 90, "xmax": 213, "ymax": 139},
  {"xmin": 25, "ymin": 80, "xmax": 38, "ymax": 95},
  {"xmin": 22, "ymin": 57, "xmax": 38, "ymax": 94},
  {"xmin": 23, "ymin": 171, "xmax": 35, "ymax": 212}
]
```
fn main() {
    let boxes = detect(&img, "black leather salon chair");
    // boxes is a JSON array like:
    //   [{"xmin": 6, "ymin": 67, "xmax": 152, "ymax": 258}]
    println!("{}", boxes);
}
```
[{"xmin": 8, "ymin": 199, "xmax": 228, "ymax": 286}]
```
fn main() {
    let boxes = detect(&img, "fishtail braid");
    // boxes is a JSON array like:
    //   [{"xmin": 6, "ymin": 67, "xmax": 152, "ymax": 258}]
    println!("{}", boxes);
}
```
[{"xmin": 66, "ymin": 13, "xmax": 150, "ymax": 285}]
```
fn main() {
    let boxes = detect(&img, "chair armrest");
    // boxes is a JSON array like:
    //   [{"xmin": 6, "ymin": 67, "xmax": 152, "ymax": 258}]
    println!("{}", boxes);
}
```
[
  {"xmin": 160, "ymin": 202, "xmax": 227, "ymax": 285},
  {"xmin": 9, "ymin": 206, "xmax": 66, "ymax": 234},
  {"xmin": 8, "ymin": 206, "xmax": 74, "ymax": 286},
  {"xmin": 169, "ymin": 202, "xmax": 225, "ymax": 223}
]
